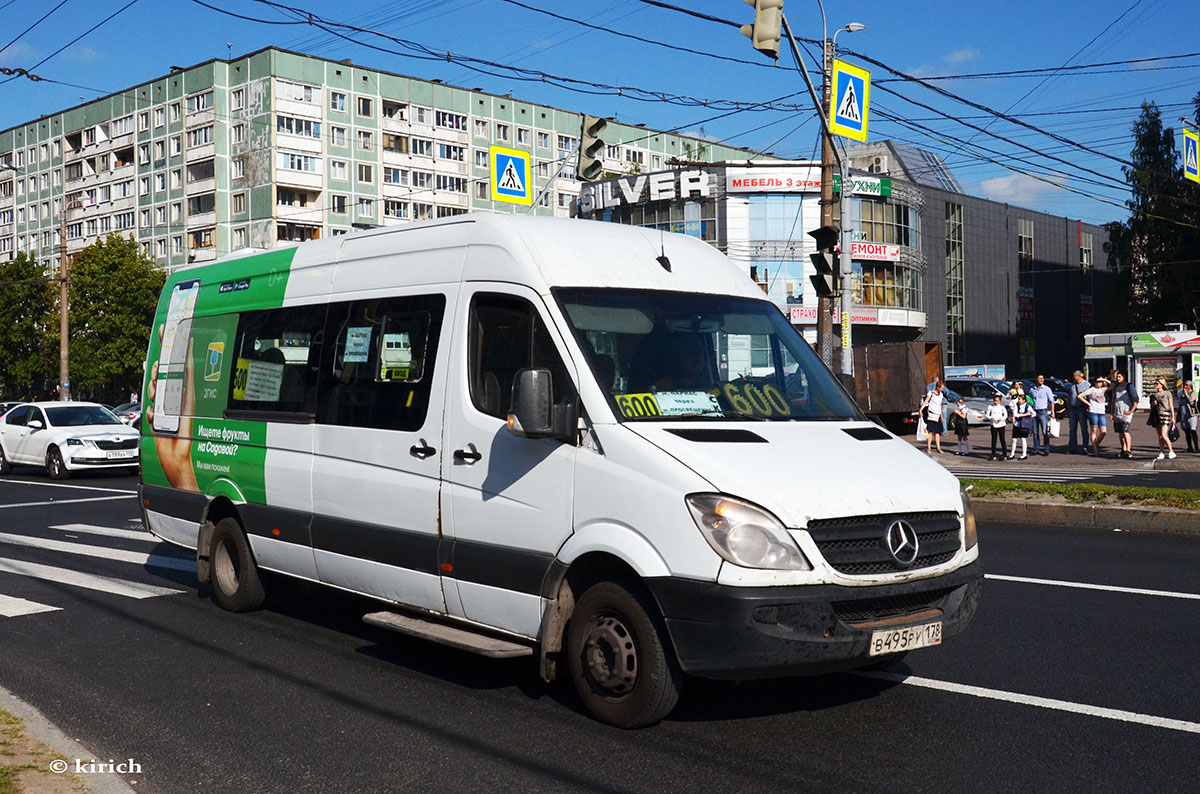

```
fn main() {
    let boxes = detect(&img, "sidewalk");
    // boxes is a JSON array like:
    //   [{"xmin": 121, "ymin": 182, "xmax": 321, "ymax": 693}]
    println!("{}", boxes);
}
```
[{"xmin": 910, "ymin": 412, "xmax": 1200, "ymax": 472}]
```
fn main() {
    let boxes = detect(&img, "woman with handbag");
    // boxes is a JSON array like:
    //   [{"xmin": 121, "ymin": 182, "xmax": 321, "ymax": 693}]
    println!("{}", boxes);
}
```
[
  {"xmin": 1179, "ymin": 381, "xmax": 1198, "ymax": 453},
  {"xmin": 1150, "ymin": 377, "xmax": 1177, "ymax": 460},
  {"xmin": 1009, "ymin": 390, "xmax": 1035, "ymax": 460}
]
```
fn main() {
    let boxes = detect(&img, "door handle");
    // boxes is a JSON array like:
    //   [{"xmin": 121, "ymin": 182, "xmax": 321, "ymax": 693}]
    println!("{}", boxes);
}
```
[
  {"xmin": 453, "ymin": 447, "xmax": 482, "ymax": 463},
  {"xmin": 409, "ymin": 442, "xmax": 437, "ymax": 459}
]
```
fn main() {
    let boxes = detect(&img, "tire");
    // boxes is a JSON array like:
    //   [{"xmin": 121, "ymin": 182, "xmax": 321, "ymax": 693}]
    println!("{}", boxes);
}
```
[
  {"xmin": 208, "ymin": 517, "xmax": 266, "ymax": 612},
  {"xmin": 46, "ymin": 447, "xmax": 69, "ymax": 480},
  {"xmin": 566, "ymin": 581, "xmax": 681, "ymax": 728},
  {"xmin": 0, "ymin": 444, "xmax": 10, "ymax": 475}
]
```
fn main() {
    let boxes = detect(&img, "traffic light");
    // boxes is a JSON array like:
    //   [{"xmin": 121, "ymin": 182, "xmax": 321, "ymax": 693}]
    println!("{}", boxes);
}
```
[
  {"xmin": 578, "ymin": 115, "xmax": 607, "ymax": 182},
  {"xmin": 808, "ymin": 225, "xmax": 839, "ymax": 299},
  {"xmin": 741, "ymin": 0, "xmax": 784, "ymax": 60}
]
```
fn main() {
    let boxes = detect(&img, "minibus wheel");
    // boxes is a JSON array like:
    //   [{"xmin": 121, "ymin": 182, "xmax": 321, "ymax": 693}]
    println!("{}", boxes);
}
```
[
  {"xmin": 209, "ymin": 517, "xmax": 265, "ymax": 612},
  {"xmin": 566, "ymin": 582, "xmax": 681, "ymax": 728}
]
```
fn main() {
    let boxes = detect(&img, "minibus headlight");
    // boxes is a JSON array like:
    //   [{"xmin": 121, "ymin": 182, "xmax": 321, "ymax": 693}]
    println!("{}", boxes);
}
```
[
  {"xmin": 686, "ymin": 494, "xmax": 811, "ymax": 571},
  {"xmin": 961, "ymin": 487, "xmax": 978, "ymax": 550}
]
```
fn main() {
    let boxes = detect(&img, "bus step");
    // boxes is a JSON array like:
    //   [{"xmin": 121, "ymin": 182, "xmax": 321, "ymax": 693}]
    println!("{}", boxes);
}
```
[{"xmin": 362, "ymin": 611, "xmax": 534, "ymax": 659}]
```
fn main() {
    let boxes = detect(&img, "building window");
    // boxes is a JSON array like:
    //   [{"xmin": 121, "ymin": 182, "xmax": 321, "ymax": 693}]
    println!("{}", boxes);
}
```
[
  {"xmin": 438, "ymin": 206, "xmax": 468, "ymax": 218},
  {"xmin": 357, "ymin": 130, "xmax": 373, "ymax": 151},
  {"xmin": 475, "ymin": 181, "xmax": 488, "ymax": 199},
  {"xmin": 474, "ymin": 150, "xmax": 488, "ymax": 169},
  {"xmin": 171, "ymin": 202, "xmax": 182, "ymax": 222},
  {"xmin": 170, "ymin": 169, "xmax": 182, "ymax": 189},
  {"xmin": 276, "ymin": 189, "xmax": 310, "ymax": 207},
  {"xmin": 517, "ymin": 127, "xmax": 530, "ymax": 146},
  {"xmin": 277, "ymin": 223, "xmax": 321, "ymax": 242},
  {"xmin": 331, "ymin": 195, "xmax": 347, "ymax": 215},
  {"xmin": 496, "ymin": 123, "xmax": 510, "ymax": 143},
  {"xmin": 186, "ymin": 125, "xmax": 214, "ymax": 147},
  {"xmin": 357, "ymin": 198, "xmax": 374, "ymax": 218},
  {"xmin": 382, "ymin": 100, "xmax": 406, "ymax": 120},
  {"xmin": 383, "ymin": 167, "xmax": 406, "ymax": 185},
  {"xmin": 231, "ymin": 159, "xmax": 245, "ymax": 179},
  {"xmin": 232, "ymin": 123, "xmax": 245, "ymax": 145},
  {"xmin": 277, "ymin": 79, "xmax": 319, "ymax": 104},
  {"xmin": 189, "ymin": 228, "xmax": 214, "ymax": 249},
  {"xmin": 138, "ymin": 112, "xmax": 149, "ymax": 131},
  {"xmin": 330, "ymin": 91, "xmax": 346, "ymax": 112},
  {"xmin": 435, "ymin": 175, "xmax": 466, "ymax": 193},
  {"xmin": 111, "ymin": 115, "xmax": 133, "ymax": 136},
  {"xmin": 412, "ymin": 202, "xmax": 434, "ymax": 221},
  {"xmin": 557, "ymin": 135, "xmax": 578, "ymax": 152},
  {"xmin": 410, "ymin": 170, "xmax": 432, "ymax": 189},
  {"xmin": 474, "ymin": 120, "xmax": 488, "ymax": 138},
  {"xmin": 1080, "ymin": 231, "xmax": 1093, "ymax": 274},
  {"xmin": 384, "ymin": 200, "xmax": 408, "ymax": 219},
  {"xmin": 186, "ymin": 90, "xmax": 213, "ymax": 114},
  {"xmin": 276, "ymin": 151, "xmax": 320, "ymax": 172},
  {"xmin": 156, "ymin": 238, "xmax": 167, "ymax": 257},
  {"xmin": 330, "ymin": 126, "xmax": 346, "ymax": 147},
  {"xmin": 170, "ymin": 135, "xmax": 181, "ymax": 156},
  {"xmin": 170, "ymin": 102, "xmax": 181, "ymax": 122},
  {"xmin": 330, "ymin": 160, "xmax": 347, "ymax": 180},
  {"xmin": 188, "ymin": 193, "xmax": 215, "ymax": 214},
  {"xmin": 357, "ymin": 163, "xmax": 373, "ymax": 183},
  {"xmin": 411, "ymin": 138, "xmax": 433, "ymax": 156},
  {"xmin": 231, "ymin": 89, "xmax": 245, "ymax": 111},
  {"xmin": 1018, "ymin": 217, "xmax": 1034, "ymax": 283},
  {"xmin": 438, "ymin": 144, "xmax": 464, "ymax": 161},
  {"xmin": 537, "ymin": 132, "xmax": 550, "ymax": 149},
  {"xmin": 413, "ymin": 106, "xmax": 430, "ymax": 124},
  {"xmin": 357, "ymin": 96, "xmax": 373, "ymax": 117},
  {"xmin": 154, "ymin": 107, "xmax": 164, "ymax": 127},
  {"xmin": 233, "ymin": 227, "xmax": 247, "ymax": 249},
  {"xmin": 233, "ymin": 193, "xmax": 246, "ymax": 214},
  {"xmin": 277, "ymin": 115, "xmax": 321, "ymax": 139},
  {"xmin": 945, "ymin": 203, "xmax": 964, "ymax": 366},
  {"xmin": 155, "ymin": 173, "xmax": 166, "ymax": 192},
  {"xmin": 436, "ymin": 111, "xmax": 466, "ymax": 130}
]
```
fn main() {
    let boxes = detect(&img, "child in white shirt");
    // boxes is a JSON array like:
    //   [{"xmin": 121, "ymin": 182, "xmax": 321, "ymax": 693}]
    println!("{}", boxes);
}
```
[{"xmin": 985, "ymin": 394, "xmax": 1009, "ymax": 461}]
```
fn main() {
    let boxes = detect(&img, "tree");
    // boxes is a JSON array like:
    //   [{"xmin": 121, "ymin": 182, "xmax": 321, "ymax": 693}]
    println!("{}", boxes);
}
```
[
  {"xmin": 0, "ymin": 252, "xmax": 56, "ymax": 399},
  {"xmin": 66, "ymin": 234, "xmax": 165, "ymax": 398},
  {"xmin": 1104, "ymin": 99, "xmax": 1200, "ymax": 330}
]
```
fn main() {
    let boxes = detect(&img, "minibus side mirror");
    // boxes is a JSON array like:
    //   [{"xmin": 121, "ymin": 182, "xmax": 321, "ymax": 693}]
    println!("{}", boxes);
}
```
[
  {"xmin": 508, "ymin": 368, "xmax": 578, "ymax": 443},
  {"xmin": 508, "ymin": 368, "xmax": 554, "ymax": 439}
]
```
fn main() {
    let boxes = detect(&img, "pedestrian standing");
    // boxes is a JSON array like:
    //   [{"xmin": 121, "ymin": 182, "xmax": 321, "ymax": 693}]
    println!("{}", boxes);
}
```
[
  {"xmin": 952, "ymin": 398, "xmax": 971, "ymax": 456},
  {"xmin": 1179, "ymin": 380, "xmax": 1198, "ymax": 453},
  {"xmin": 1150, "ymin": 377, "xmax": 1177, "ymax": 460},
  {"xmin": 1009, "ymin": 390, "xmax": 1034, "ymax": 460},
  {"xmin": 1029, "ymin": 374, "xmax": 1055, "ymax": 456},
  {"xmin": 919, "ymin": 382, "xmax": 946, "ymax": 454},
  {"xmin": 1110, "ymin": 371, "xmax": 1138, "ymax": 459},
  {"xmin": 986, "ymin": 393, "xmax": 1008, "ymax": 461},
  {"xmin": 1084, "ymin": 376, "xmax": 1109, "ymax": 456},
  {"xmin": 1067, "ymin": 370, "xmax": 1091, "ymax": 454}
]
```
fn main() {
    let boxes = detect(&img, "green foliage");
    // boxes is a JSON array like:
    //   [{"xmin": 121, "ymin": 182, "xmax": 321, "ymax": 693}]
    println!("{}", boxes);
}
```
[
  {"xmin": 1103, "ymin": 97, "xmax": 1200, "ymax": 330},
  {"xmin": 0, "ymin": 252, "xmax": 56, "ymax": 399},
  {"xmin": 66, "ymin": 234, "xmax": 165, "ymax": 396},
  {"xmin": 963, "ymin": 478, "xmax": 1200, "ymax": 510}
]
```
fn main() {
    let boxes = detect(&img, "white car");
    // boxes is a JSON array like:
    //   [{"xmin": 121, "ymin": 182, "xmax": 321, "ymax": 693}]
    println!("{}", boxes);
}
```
[{"xmin": 0, "ymin": 402, "xmax": 140, "ymax": 479}]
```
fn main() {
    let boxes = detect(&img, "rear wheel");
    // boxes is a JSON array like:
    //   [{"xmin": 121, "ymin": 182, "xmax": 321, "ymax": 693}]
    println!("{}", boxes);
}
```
[
  {"xmin": 566, "ymin": 581, "xmax": 681, "ymax": 729},
  {"xmin": 46, "ymin": 447, "xmax": 69, "ymax": 480},
  {"xmin": 209, "ymin": 517, "xmax": 265, "ymax": 612},
  {"xmin": 0, "ymin": 445, "xmax": 11, "ymax": 475}
]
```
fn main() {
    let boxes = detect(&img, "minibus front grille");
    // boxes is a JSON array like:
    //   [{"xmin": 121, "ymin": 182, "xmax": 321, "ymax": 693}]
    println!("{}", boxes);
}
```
[
  {"xmin": 93, "ymin": 438, "xmax": 138, "ymax": 451},
  {"xmin": 806, "ymin": 512, "xmax": 961, "ymax": 575},
  {"xmin": 831, "ymin": 586, "xmax": 956, "ymax": 623}
]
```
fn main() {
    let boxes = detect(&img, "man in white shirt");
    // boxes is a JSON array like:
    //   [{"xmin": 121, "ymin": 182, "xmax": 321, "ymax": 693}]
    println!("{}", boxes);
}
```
[{"xmin": 1029, "ymin": 374, "xmax": 1056, "ymax": 456}]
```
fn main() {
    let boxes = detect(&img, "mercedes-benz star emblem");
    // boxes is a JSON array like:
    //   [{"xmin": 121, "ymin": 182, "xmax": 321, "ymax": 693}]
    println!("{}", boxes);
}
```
[{"xmin": 885, "ymin": 520, "xmax": 920, "ymax": 566}]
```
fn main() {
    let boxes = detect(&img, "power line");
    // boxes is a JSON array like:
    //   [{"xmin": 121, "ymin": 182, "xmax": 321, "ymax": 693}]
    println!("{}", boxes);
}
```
[
  {"xmin": 874, "ymin": 52, "xmax": 1200, "ymax": 83},
  {"xmin": 0, "ymin": 0, "xmax": 73, "ymax": 59},
  {"xmin": 0, "ymin": 0, "xmax": 143, "ymax": 88}
]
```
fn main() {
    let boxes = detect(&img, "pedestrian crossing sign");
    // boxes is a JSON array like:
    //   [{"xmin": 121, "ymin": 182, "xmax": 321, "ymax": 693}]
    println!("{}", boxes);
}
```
[
  {"xmin": 490, "ymin": 145, "xmax": 533, "ymax": 205},
  {"xmin": 830, "ymin": 59, "xmax": 870, "ymax": 142},
  {"xmin": 1184, "ymin": 129, "xmax": 1200, "ymax": 184}
]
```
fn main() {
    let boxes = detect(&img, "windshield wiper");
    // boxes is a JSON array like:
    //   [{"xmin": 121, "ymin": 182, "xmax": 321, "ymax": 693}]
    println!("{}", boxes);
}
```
[{"xmin": 677, "ymin": 409, "xmax": 769, "ymax": 421}]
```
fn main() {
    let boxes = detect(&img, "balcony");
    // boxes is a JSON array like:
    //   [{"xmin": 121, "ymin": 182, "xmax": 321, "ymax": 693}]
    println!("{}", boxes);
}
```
[
  {"xmin": 186, "ymin": 177, "xmax": 215, "ymax": 196},
  {"xmin": 275, "ymin": 167, "xmax": 323, "ymax": 190}
]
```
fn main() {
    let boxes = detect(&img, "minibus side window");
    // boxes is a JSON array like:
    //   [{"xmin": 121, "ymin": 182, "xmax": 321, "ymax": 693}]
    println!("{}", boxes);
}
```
[
  {"xmin": 469, "ymin": 293, "xmax": 573, "ymax": 420},
  {"xmin": 317, "ymin": 294, "xmax": 445, "ymax": 431},
  {"xmin": 227, "ymin": 305, "xmax": 327, "ymax": 417}
]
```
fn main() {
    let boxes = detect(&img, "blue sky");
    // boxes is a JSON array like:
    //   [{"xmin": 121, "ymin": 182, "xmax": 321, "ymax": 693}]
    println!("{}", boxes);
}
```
[{"xmin": 2, "ymin": 0, "xmax": 1196, "ymax": 225}]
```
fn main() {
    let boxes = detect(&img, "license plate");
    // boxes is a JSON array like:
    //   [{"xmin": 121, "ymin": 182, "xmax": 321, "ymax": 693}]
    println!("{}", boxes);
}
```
[
  {"xmin": 106, "ymin": 449, "xmax": 137, "ymax": 459},
  {"xmin": 869, "ymin": 621, "xmax": 942, "ymax": 656}
]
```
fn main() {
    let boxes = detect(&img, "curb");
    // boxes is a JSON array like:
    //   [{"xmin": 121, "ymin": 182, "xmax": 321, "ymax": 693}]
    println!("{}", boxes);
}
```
[
  {"xmin": 974, "ymin": 498, "xmax": 1200, "ymax": 534},
  {"xmin": 0, "ymin": 684, "xmax": 136, "ymax": 794},
  {"xmin": 1151, "ymin": 457, "xmax": 1200, "ymax": 472}
]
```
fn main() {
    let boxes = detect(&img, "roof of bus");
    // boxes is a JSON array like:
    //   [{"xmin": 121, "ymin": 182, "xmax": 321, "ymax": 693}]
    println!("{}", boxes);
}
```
[{"xmin": 175, "ymin": 214, "xmax": 762, "ymax": 303}]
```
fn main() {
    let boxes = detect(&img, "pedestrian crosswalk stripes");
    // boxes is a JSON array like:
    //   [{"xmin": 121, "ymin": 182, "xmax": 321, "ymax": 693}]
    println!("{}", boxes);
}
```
[
  {"xmin": 0, "ymin": 530, "xmax": 194, "ymax": 571},
  {"xmin": 0, "ymin": 523, "xmax": 190, "ymax": 618},
  {"xmin": 0, "ymin": 593, "xmax": 62, "ymax": 617},
  {"xmin": 944, "ymin": 466, "xmax": 1157, "ymax": 483}
]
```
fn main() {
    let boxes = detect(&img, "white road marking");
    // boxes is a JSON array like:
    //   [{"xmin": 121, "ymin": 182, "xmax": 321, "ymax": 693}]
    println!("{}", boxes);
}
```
[
  {"xmin": 0, "ymin": 531, "xmax": 193, "ymax": 571},
  {"xmin": 0, "ymin": 495, "xmax": 137, "ymax": 510},
  {"xmin": 50, "ymin": 523, "xmax": 156, "ymax": 543},
  {"xmin": 0, "ymin": 558, "xmax": 183, "ymax": 598},
  {"xmin": 857, "ymin": 671, "xmax": 1200, "ymax": 735},
  {"xmin": 0, "ymin": 593, "xmax": 62, "ymax": 617},
  {"xmin": 0, "ymin": 480, "xmax": 136, "ymax": 494},
  {"xmin": 986, "ymin": 574, "xmax": 1200, "ymax": 601}
]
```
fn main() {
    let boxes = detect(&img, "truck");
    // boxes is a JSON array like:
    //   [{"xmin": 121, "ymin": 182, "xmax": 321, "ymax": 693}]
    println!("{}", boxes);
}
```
[{"xmin": 852, "ymin": 341, "xmax": 943, "ymax": 432}]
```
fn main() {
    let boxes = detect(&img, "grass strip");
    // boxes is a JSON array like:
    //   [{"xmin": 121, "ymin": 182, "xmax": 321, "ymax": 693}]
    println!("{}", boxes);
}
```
[
  {"xmin": 0, "ymin": 710, "xmax": 34, "ymax": 794},
  {"xmin": 961, "ymin": 479, "xmax": 1200, "ymax": 511}
]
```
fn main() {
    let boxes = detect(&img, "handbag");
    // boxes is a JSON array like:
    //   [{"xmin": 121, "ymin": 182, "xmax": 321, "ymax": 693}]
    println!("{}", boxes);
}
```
[
  {"xmin": 916, "ymin": 421, "xmax": 928, "ymax": 441},
  {"xmin": 1169, "ymin": 424, "xmax": 1180, "ymax": 443},
  {"xmin": 1049, "ymin": 418, "xmax": 1061, "ymax": 438}
]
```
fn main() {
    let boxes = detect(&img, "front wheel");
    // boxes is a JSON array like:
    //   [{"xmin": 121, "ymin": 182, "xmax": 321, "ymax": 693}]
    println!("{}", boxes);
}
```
[
  {"xmin": 208, "ymin": 517, "xmax": 266, "ymax": 612},
  {"xmin": 566, "ymin": 582, "xmax": 681, "ymax": 728},
  {"xmin": 0, "ymin": 444, "xmax": 11, "ymax": 475},
  {"xmin": 46, "ymin": 447, "xmax": 69, "ymax": 480}
]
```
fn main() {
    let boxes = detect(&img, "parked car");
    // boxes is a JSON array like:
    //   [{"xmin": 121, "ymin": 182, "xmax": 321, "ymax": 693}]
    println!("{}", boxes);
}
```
[
  {"xmin": 1010, "ymin": 379, "xmax": 1069, "ymax": 419},
  {"xmin": 0, "ymin": 401, "xmax": 140, "ymax": 479},
  {"xmin": 0, "ymin": 402, "xmax": 22, "ymax": 417},
  {"xmin": 112, "ymin": 401, "xmax": 143, "ymax": 426},
  {"xmin": 944, "ymin": 378, "xmax": 1009, "ymax": 425}
]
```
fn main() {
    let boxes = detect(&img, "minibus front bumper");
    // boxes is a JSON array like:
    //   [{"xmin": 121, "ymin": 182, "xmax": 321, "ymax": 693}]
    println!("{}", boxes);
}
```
[{"xmin": 645, "ymin": 561, "xmax": 982, "ymax": 679}]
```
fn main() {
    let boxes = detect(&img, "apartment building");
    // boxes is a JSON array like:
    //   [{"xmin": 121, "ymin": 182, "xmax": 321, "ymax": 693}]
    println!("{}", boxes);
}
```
[{"xmin": 0, "ymin": 47, "xmax": 754, "ymax": 272}]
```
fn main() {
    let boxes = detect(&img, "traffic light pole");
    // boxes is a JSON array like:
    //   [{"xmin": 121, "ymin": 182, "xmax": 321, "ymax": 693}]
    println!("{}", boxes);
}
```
[{"xmin": 57, "ymin": 208, "xmax": 70, "ymax": 402}]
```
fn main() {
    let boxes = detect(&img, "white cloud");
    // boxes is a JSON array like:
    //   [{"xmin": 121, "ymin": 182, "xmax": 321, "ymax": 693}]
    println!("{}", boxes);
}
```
[
  {"xmin": 944, "ymin": 48, "xmax": 980, "ymax": 65},
  {"xmin": 65, "ymin": 46, "xmax": 101, "ymax": 62},
  {"xmin": 0, "ymin": 42, "xmax": 37, "ymax": 65},
  {"xmin": 976, "ymin": 173, "xmax": 1067, "ymax": 203}
]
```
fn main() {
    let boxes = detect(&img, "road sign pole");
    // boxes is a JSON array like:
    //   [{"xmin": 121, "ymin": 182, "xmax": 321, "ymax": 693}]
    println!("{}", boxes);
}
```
[
  {"xmin": 838, "ymin": 162, "xmax": 853, "ymax": 377},
  {"xmin": 817, "ymin": 36, "xmax": 834, "ymax": 368}
]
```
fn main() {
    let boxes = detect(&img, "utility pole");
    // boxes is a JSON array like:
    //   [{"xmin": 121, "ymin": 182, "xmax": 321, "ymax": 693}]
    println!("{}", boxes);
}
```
[
  {"xmin": 817, "ymin": 36, "xmax": 835, "ymax": 369},
  {"xmin": 57, "ymin": 205, "xmax": 73, "ymax": 401}
]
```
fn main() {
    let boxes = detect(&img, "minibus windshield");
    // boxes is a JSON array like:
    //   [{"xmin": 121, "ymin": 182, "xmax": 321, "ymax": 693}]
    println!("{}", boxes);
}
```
[{"xmin": 556, "ymin": 288, "xmax": 862, "ymax": 422}]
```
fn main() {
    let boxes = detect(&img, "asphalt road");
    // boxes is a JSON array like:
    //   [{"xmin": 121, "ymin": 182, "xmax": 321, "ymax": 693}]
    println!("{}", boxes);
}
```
[{"xmin": 0, "ymin": 469, "xmax": 1196, "ymax": 794}]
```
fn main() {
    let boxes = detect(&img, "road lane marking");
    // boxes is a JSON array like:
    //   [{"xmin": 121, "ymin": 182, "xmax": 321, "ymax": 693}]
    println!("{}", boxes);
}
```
[
  {"xmin": 0, "ymin": 558, "xmax": 183, "ymax": 598},
  {"xmin": 0, "ymin": 495, "xmax": 137, "ymax": 509},
  {"xmin": 0, "ymin": 532, "xmax": 193, "ymax": 571},
  {"xmin": 50, "ymin": 523, "xmax": 156, "ymax": 543},
  {"xmin": 857, "ymin": 671, "xmax": 1200, "ymax": 735},
  {"xmin": 0, "ymin": 480, "xmax": 136, "ymax": 494},
  {"xmin": 0, "ymin": 593, "xmax": 62, "ymax": 617},
  {"xmin": 986, "ymin": 574, "xmax": 1200, "ymax": 601}
]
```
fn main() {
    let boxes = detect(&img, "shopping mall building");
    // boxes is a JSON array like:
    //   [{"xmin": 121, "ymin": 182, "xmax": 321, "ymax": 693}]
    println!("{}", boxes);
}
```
[{"xmin": 576, "ymin": 142, "xmax": 1111, "ymax": 378}]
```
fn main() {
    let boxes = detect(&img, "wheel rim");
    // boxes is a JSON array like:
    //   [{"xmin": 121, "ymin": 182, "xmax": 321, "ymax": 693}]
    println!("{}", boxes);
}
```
[
  {"xmin": 212, "ymin": 537, "xmax": 240, "ymax": 596},
  {"xmin": 49, "ymin": 451, "xmax": 62, "ymax": 476},
  {"xmin": 582, "ymin": 613, "xmax": 638, "ymax": 699}
]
